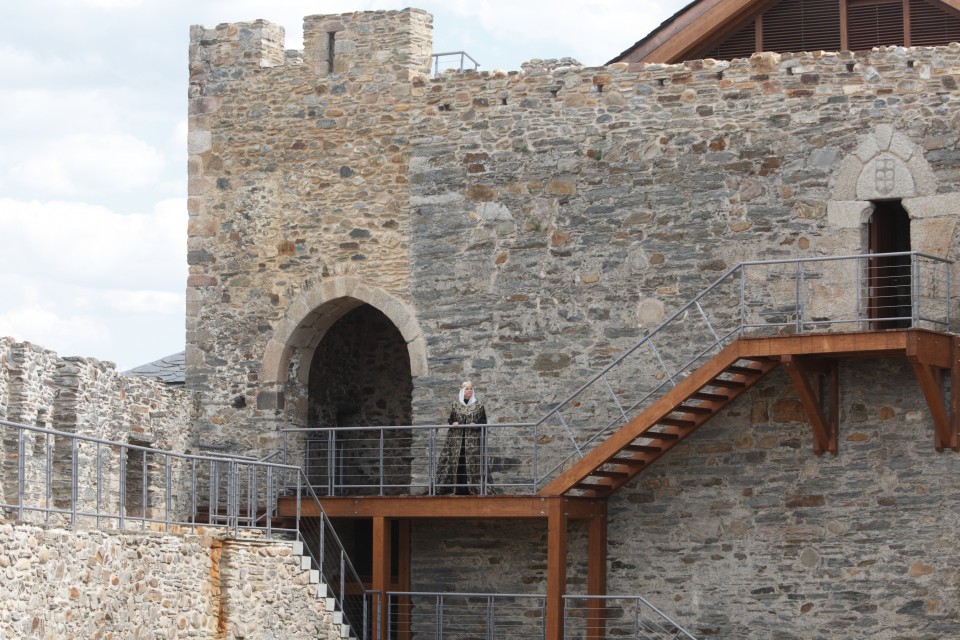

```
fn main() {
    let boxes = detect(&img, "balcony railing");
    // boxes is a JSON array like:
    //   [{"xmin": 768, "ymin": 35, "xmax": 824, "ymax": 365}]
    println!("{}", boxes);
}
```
[
  {"xmin": 0, "ymin": 418, "xmax": 372, "ymax": 639},
  {"xmin": 285, "ymin": 252, "xmax": 953, "ymax": 497},
  {"xmin": 386, "ymin": 592, "xmax": 697, "ymax": 639}
]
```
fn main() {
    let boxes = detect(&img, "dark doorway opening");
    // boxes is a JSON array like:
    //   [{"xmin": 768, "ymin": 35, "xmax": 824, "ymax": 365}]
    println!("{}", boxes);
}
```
[
  {"xmin": 305, "ymin": 304, "xmax": 413, "ymax": 494},
  {"xmin": 868, "ymin": 200, "xmax": 911, "ymax": 329}
]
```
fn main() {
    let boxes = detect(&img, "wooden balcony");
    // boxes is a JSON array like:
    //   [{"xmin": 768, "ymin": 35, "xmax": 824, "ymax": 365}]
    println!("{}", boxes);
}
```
[{"xmin": 279, "ymin": 328, "xmax": 959, "ymax": 639}]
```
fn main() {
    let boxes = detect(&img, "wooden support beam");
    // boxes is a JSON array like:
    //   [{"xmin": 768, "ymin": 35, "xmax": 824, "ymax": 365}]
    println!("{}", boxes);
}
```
[
  {"xmin": 951, "ymin": 336, "xmax": 960, "ymax": 452},
  {"xmin": 781, "ymin": 355, "xmax": 838, "ymax": 455},
  {"xmin": 397, "ymin": 520, "xmax": 411, "ymax": 640},
  {"xmin": 546, "ymin": 498, "xmax": 568, "ymax": 640},
  {"xmin": 587, "ymin": 502, "xmax": 607, "ymax": 640},
  {"xmin": 302, "ymin": 495, "xmax": 598, "ymax": 520},
  {"xmin": 372, "ymin": 516, "xmax": 392, "ymax": 640},
  {"xmin": 910, "ymin": 360, "xmax": 952, "ymax": 452}
]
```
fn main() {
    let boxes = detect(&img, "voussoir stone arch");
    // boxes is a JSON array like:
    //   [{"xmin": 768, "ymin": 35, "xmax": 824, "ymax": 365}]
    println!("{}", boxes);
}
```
[{"xmin": 260, "ymin": 276, "xmax": 428, "ymax": 388}]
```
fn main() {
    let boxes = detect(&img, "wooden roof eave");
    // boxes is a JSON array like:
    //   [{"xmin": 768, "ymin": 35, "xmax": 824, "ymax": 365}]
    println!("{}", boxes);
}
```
[
  {"xmin": 611, "ymin": 0, "xmax": 768, "ymax": 64},
  {"xmin": 612, "ymin": 0, "xmax": 960, "ymax": 65}
]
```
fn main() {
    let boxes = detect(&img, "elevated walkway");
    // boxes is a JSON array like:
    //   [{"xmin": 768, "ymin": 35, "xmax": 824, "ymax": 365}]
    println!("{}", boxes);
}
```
[{"xmin": 278, "ymin": 252, "xmax": 958, "ymax": 639}]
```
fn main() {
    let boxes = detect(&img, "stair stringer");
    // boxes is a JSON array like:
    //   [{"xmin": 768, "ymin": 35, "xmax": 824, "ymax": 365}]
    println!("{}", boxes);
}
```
[{"xmin": 538, "ymin": 339, "xmax": 779, "ymax": 497}]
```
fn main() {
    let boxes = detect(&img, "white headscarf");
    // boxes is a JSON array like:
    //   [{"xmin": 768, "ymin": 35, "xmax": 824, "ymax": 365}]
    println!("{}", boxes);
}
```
[{"xmin": 458, "ymin": 380, "xmax": 477, "ymax": 406}]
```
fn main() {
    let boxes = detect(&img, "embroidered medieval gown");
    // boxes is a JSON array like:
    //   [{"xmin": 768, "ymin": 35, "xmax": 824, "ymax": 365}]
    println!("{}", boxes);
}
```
[{"xmin": 436, "ymin": 399, "xmax": 487, "ymax": 494}]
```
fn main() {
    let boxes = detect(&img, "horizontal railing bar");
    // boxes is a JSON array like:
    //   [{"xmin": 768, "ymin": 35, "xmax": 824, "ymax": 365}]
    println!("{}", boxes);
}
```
[
  {"xmin": 281, "ymin": 422, "xmax": 535, "ymax": 434},
  {"xmin": 0, "ymin": 419, "xmax": 301, "ymax": 470},
  {"xmin": 389, "ymin": 591, "xmax": 546, "ymax": 599}
]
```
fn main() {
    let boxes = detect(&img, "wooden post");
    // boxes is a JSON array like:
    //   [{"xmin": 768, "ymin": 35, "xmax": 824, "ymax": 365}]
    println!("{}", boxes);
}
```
[
  {"xmin": 951, "ymin": 336, "xmax": 960, "ymax": 451},
  {"xmin": 372, "ymin": 516, "xmax": 392, "ymax": 640},
  {"xmin": 546, "ymin": 498, "xmax": 568, "ymax": 640},
  {"xmin": 587, "ymin": 501, "xmax": 608, "ymax": 640},
  {"xmin": 398, "ymin": 519, "xmax": 411, "ymax": 640}
]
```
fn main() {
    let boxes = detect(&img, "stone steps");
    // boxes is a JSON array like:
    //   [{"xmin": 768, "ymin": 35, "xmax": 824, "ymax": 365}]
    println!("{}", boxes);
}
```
[{"xmin": 291, "ymin": 540, "xmax": 357, "ymax": 640}]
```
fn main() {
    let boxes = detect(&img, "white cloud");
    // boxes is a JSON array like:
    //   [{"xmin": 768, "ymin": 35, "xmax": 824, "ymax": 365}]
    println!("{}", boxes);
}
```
[
  {"xmin": 0, "ymin": 303, "xmax": 111, "ymax": 359},
  {"xmin": 6, "ymin": 133, "xmax": 165, "ymax": 196},
  {"xmin": 56, "ymin": 0, "xmax": 145, "ymax": 8},
  {"xmin": 0, "ymin": 197, "xmax": 186, "ymax": 289},
  {"xmin": 0, "ymin": 46, "xmax": 105, "ymax": 79},
  {"xmin": 438, "ymin": 0, "xmax": 682, "ymax": 66},
  {"xmin": 0, "ymin": 90, "xmax": 119, "ymax": 135}
]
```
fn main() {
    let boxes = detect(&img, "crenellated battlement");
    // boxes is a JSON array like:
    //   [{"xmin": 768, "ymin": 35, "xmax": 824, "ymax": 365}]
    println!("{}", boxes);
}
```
[
  {"xmin": 303, "ymin": 8, "xmax": 432, "ymax": 79},
  {"xmin": 418, "ymin": 43, "xmax": 960, "ymax": 117},
  {"xmin": 188, "ymin": 19, "xmax": 286, "ymax": 71},
  {"xmin": 189, "ymin": 9, "xmax": 432, "ymax": 79}
]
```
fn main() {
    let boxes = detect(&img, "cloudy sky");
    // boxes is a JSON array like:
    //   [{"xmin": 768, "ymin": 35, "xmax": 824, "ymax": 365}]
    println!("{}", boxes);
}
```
[{"xmin": 0, "ymin": 0, "xmax": 687, "ymax": 371}]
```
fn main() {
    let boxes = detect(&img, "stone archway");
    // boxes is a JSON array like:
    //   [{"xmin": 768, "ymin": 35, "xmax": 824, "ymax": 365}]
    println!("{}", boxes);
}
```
[
  {"xmin": 257, "ymin": 276, "xmax": 427, "ymax": 411},
  {"xmin": 827, "ymin": 124, "xmax": 956, "ymax": 258}
]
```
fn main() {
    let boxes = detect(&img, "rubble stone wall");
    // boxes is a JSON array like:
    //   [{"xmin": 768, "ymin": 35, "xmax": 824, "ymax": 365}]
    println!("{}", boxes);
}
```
[
  {"xmin": 178, "ymin": 9, "xmax": 960, "ymax": 639},
  {"xmin": 0, "ymin": 521, "xmax": 339, "ymax": 639},
  {"xmin": 0, "ymin": 338, "xmax": 191, "ymax": 524}
]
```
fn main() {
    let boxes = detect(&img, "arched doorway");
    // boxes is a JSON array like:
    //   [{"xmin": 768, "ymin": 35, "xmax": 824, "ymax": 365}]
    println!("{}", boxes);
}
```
[{"xmin": 304, "ymin": 304, "xmax": 413, "ymax": 494}]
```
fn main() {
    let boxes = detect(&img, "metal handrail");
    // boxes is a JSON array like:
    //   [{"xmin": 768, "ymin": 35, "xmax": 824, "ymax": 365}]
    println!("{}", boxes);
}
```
[
  {"xmin": 0, "ymin": 418, "xmax": 371, "ymax": 639},
  {"xmin": 528, "ymin": 251, "xmax": 952, "ymax": 487},
  {"xmin": 564, "ymin": 594, "xmax": 699, "ymax": 639},
  {"xmin": 385, "ymin": 591, "xmax": 699, "ymax": 639},
  {"xmin": 282, "ymin": 252, "xmax": 952, "ymax": 497},
  {"xmin": 432, "ymin": 50, "xmax": 480, "ymax": 75}
]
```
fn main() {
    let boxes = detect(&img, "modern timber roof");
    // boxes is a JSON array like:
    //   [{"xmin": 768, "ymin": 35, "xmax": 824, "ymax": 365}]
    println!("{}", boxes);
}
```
[{"xmin": 609, "ymin": 0, "xmax": 960, "ymax": 65}]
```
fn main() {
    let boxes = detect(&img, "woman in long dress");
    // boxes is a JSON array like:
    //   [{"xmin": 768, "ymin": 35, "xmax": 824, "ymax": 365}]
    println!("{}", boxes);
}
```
[{"xmin": 436, "ymin": 381, "xmax": 487, "ymax": 494}]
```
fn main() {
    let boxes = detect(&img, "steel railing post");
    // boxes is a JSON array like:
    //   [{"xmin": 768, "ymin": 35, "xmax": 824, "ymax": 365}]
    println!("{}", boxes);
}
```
[
  {"xmin": 481, "ymin": 425, "xmax": 488, "ymax": 496},
  {"xmin": 71, "ymin": 436, "xmax": 78, "ymax": 527},
  {"xmin": 796, "ymin": 261, "xmax": 803, "ymax": 333},
  {"xmin": 96, "ymin": 442, "xmax": 102, "ymax": 528},
  {"xmin": 327, "ymin": 430, "xmax": 336, "ymax": 496},
  {"xmin": 141, "ymin": 449, "xmax": 148, "ymax": 530},
  {"xmin": 947, "ymin": 260, "xmax": 952, "ymax": 329},
  {"xmin": 429, "ymin": 427, "xmax": 436, "ymax": 496},
  {"xmin": 856, "ymin": 255, "xmax": 863, "ymax": 330},
  {"xmin": 119, "ymin": 445, "xmax": 126, "ymax": 530},
  {"xmin": 45, "ymin": 432, "xmax": 52, "ymax": 524},
  {"xmin": 17, "ymin": 428, "xmax": 25, "ymax": 522},
  {"xmin": 739, "ymin": 265, "xmax": 746, "ymax": 335},
  {"xmin": 190, "ymin": 459, "xmax": 197, "ymax": 530},
  {"xmin": 266, "ymin": 466, "xmax": 273, "ymax": 538},
  {"xmin": 912, "ymin": 253, "xmax": 920, "ymax": 327},
  {"xmin": 379, "ymin": 429, "xmax": 385, "ymax": 497},
  {"xmin": 165, "ymin": 455, "xmax": 172, "ymax": 532},
  {"xmin": 340, "ymin": 549, "xmax": 346, "ymax": 618},
  {"xmin": 533, "ymin": 421, "xmax": 539, "ymax": 491}
]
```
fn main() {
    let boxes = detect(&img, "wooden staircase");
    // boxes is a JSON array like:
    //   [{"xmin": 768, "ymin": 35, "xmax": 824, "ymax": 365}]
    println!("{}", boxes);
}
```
[
  {"xmin": 539, "ymin": 329, "xmax": 959, "ymax": 498},
  {"xmin": 538, "ymin": 341, "xmax": 779, "ymax": 498}
]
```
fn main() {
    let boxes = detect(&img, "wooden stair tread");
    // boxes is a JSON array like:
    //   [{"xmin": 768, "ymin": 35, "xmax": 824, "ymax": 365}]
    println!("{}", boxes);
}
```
[
  {"xmin": 657, "ymin": 417, "xmax": 695, "ymax": 428},
  {"xmin": 725, "ymin": 364, "xmax": 762, "ymax": 376},
  {"xmin": 574, "ymin": 482, "xmax": 612, "ymax": 492},
  {"xmin": 639, "ymin": 430, "xmax": 679, "ymax": 440},
  {"xmin": 706, "ymin": 377, "xmax": 746, "ymax": 389},
  {"xmin": 624, "ymin": 444, "xmax": 662, "ymax": 453},
  {"xmin": 692, "ymin": 391, "xmax": 728, "ymax": 401},
  {"xmin": 676, "ymin": 404, "xmax": 713, "ymax": 415},
  {"xmin": 609, "ymin": 456, "xmax": 645, "ymax": 466},
  {"xmin": 590, "ymin": 470, "xmax": 628, "ymax": 479}
]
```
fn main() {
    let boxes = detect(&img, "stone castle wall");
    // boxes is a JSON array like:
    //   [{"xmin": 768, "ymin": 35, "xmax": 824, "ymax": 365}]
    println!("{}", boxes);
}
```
[
  {"xmin": 0, "ymin": 338, "xmax": 191, "ymax": 523},
  {"xmin": 0, "ymin": 522, "xmax": 339, "ymax": 639},
  {"xmin": 187, "ymin": 9, "xmax": 433, "ymax": 449},
  {"xmin": 0, "ymin": 337, "xmax": 190, "ymax": 447},
  {"xmin": 179, "ymin": 9, "xmax": 960, "ymax": 639}
]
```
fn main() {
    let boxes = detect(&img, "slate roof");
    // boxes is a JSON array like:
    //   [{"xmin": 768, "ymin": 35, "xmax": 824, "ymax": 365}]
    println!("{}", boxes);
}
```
[{"xmin": 123, "ymin": 351, "xmax": 185, "ymax": 386}]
